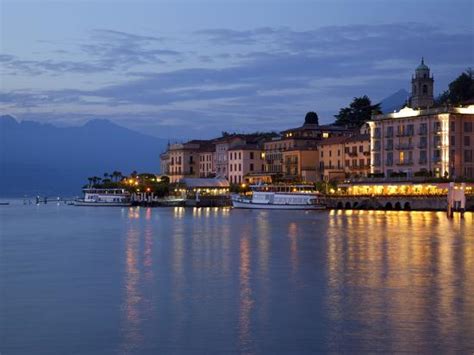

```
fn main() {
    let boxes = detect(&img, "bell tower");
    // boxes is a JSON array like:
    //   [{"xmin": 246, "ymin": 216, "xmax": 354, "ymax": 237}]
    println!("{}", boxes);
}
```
[{"xmin": 410, "ymin": 57, "xmax": 434, "ymax": 109}]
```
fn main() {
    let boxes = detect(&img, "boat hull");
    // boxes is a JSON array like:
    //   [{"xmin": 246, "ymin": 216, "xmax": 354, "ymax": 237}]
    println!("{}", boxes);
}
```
[
  {"xmin": 232, "ymin": 199, "xmax": 325, "ymax": 210},
  {"xmin": 73, "ymin": 200, "xmax": 132, "ymax": 207}
]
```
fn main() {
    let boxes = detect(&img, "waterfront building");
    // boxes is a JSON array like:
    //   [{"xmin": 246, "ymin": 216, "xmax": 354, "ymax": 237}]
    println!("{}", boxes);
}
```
[
  {"xmin": 198, "ymin": 145, "xmax": 216, "ymax": 178},
  {"xmin": 228, "ymin": 144, "xmax": 265, "ymax": 184},
  {"xmin": 368, "ymin": 60, "xmax": 474, "ymax": 179},
  {"xmin": 162, "ymin": 140, "xmax": 214, "ymax": 183},
  {"xmin": 318, "ymin": 133, "xmax": 371, "ymax": 181},
  {"xmin": 263, "ymin": 112, "xmax": 349, "ymax": 182},
  {"xmin": 214, "ymin": 135, "xmax": 246, "ymax": 179}
]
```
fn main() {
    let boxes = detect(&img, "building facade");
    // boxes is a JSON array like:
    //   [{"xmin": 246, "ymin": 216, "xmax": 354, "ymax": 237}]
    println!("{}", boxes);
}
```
[
  {"xmin": 369, "ymin": 60, "xmax": 474, "ymax": 179},
  {"xmin": 228, "ymin": 145, "xmax": 265, "ymax": 184},
  {"xmin": 369, "ymin": 106, "xmax": 474, "ymax": 179},
  {"xmin": 318, "ymin": 134, "xmax": 371, "ymax": 181}
]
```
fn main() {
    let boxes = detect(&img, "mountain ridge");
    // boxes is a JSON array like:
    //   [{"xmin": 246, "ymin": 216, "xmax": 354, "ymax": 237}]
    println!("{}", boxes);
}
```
[{"xmin": 0, "ymin": 116, "xmax": 168, "ymax": 196}]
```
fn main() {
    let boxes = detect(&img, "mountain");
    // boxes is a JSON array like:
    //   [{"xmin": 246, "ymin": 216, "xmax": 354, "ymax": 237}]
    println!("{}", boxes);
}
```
[
  {"xmin": 379, "ymin": 89, "xmax": 410, "ymax": 113},
  {"xmin": 0, "ymin": 115, "xmax": 168, "ymax": 197}
]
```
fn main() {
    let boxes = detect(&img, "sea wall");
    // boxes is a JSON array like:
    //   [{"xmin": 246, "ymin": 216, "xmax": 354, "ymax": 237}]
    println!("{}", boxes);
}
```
[{"xmin": 325, "ymin": 195, "xmax": 474, "ymax": 211}]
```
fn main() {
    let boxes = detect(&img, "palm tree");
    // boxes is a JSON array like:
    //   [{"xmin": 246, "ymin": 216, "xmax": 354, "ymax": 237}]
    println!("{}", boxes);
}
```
[
  {"xmin": 104, "ymin": 172, "xmax": 109, "ymax": 180},
  {"xmin": 87, "ymin": 177, "xmax": 94, "ymax": 188}
]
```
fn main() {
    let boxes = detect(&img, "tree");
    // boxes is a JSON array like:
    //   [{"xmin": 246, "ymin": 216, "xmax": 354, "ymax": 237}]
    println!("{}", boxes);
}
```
[
  {"xmin": 304, "ymin": 111, "xmax": 319, "ymax": 125},
  {"xmin": 334, "ymin": 95, "xmax": 381, "ymax": 127},
  {"xmin": 437, "ymin": 69, "xmax": 474, "ymax": 105}
]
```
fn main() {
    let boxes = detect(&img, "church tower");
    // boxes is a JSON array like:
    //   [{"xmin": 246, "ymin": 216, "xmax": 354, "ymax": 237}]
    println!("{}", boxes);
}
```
[{"xmin": 410, "ymin": 57, "xmax": 434, "ymax": 109}]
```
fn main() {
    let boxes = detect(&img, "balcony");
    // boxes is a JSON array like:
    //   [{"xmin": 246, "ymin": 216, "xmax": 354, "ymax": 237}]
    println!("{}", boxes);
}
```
[
  {"xmin": 396, "ymin": 144, "xmax": 414, "ymax": 150},
  {"xmin": 346, "ymin": 151, "xmax": 358, "ymax": 157},
  {"xmin": 363, "ymin": 151, "xmax": 370, "ymax": 156},
  {"xmin": 396, "ymin": 160, "xmax": 414, "ymax": 166},
  {"xmin": 396, "ymin": 132, "xmax": 413, "ymax": 137}
]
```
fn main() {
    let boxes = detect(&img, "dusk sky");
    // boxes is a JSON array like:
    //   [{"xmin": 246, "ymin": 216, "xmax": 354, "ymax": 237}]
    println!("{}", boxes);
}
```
[{"xmin": 1, "ymin": 0, "xmax": 473, "ymax": 139}]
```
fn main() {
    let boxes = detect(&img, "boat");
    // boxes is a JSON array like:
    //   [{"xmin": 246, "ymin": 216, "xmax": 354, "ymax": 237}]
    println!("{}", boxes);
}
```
[
  {"xmin": 232, "ymin": 184, "xmax": 326, "ymax": 210},
  {"xmin": 74, "ymin": 188, "xmax": 132, "ymax": 207}
]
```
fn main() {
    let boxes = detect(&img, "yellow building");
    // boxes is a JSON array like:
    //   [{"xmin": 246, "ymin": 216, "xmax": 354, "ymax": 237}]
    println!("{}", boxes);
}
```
[{"xmin": 318, "ymin": 133, "xmax": 371, "ymax": 181}]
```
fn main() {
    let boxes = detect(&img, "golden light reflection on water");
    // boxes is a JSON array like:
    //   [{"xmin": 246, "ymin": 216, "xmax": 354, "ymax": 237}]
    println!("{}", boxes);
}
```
[
  {"xmin": 120, "ymin": 208, "xmax": 156, "ymax": 353},
  {"xmin": 239, "ymin": 229, "xmax": 253, "ymax": 352},
  {"xmin": 121, "ymin": 223, "xmax": 143, "ymax": 353},
  {"xmin": 326, "ymin": 211, "xmax": 474, "ymax": 352},
  {"xmin": 288, "ymin": 222, "xmax": 299, "ymax": 276}
]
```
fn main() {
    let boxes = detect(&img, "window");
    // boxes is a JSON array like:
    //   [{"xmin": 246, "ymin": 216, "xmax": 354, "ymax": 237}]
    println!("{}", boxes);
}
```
[
  {"xmin": 386, "ymin": 152, "xmax": 393, "ymax": 166},
  {"xmin": 464, "ymin": 122, "xmax": 473, "ymax": 132},
  {"xmin": 419, "ymin": 123, "xmax": 427, "ymax": 135},
  {"xmin": 450, "ymin": 122, "xmax": 455, "ymax": 132},
  {"xmin": 386, "ymin": 126, "xmax": 394, "ymax": 137},
  {"xmin": 321, "ymin": 151, "xmax": 324, "ymax": 158},
  {"xmin": 465, "ymin": 136, "xmax": 471, "ymax": 146},
  {"xmin": 399, "ymin": 151, "xmax": 405, "ymax": 164},
  {"xmin": 239, "ymin": 152, "xmax": 242, "ymax": 159},
  {"xmin": 387, "ymin": 139, "xmax": 393, "ymax": 150},
  {"xmin": 250, "ymin": 152, "xmax": 254, "ymax": 159},
  {"xmin": 359, "ymin": 145, "xmax": 363, "ymax": 152},
  {"xmin": 239, "ymin": 164, "xmax": 242, "ymax": 171},
  {"xmin": 465, "ymin": 150, "xmax": 473, "ymax": 163},
  {"xmin": 359, "ymin": 158, "xmax": 364, "ymax": 167},
  {"xmin": 250, "ymin": 163, "xmax": 254, "ymax": 171},
  {"xmin": 451, "ymin": 136, "xmax": 455, "ymax": 146},
  {"xmin": 419, "ymin": 150, "xmax": 427, "ymax": 164},
  {"xmin": 329, "ymin": 150, "xmax": 332, "ymax": 157},
  {"xmin": 422, "ymin": 84, "xmax": 428, "ymax": 94},
  {"xmin": 420, "ymin": 136, "xmax": 427, "ymax": 149}
]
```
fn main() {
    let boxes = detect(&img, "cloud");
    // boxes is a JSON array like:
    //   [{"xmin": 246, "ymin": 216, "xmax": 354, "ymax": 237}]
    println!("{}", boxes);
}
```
[{"xmin": 1, "ymin": 23, "xmax": 473, "ymax": 138}]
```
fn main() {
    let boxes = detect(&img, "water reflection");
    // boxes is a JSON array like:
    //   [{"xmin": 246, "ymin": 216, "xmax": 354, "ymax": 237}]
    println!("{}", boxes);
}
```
[
  {"xmin": 239, "ymin": 228, "xmax": 254, "ymax": 353},
  {"xmin": 121, "ymin": 221, "xmax": 143, "ymax": 353},
  {"xmin": 326, "ymin": 211, "xmax": 473, "ymax": 352},
  {"xmin": 120, "ymin": 208, "xmax": 156, "ymax": 353}
]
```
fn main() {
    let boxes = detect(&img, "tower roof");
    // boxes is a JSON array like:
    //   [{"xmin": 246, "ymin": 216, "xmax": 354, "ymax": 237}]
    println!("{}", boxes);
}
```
[{"xmin": 416, "ymin": 57, "xmax": 429, "ymax": 71}]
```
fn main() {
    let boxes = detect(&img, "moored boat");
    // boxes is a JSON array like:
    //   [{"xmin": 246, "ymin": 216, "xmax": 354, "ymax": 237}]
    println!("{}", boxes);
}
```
[
  {"xmin": 74, "ymin": 188, "xmax": 132, "ymax": 207},
  {"xmin": 232, "ymin": 184, "xmax": 325, "ymax": 210}
]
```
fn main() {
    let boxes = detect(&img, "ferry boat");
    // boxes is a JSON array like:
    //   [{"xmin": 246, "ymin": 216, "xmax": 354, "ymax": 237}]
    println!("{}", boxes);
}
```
[
  {"xmin": 74, "ymin": 188, "xmax": 132, "ymax": 207},
  {"xmin": 232, "ymin": 184, "xmax": 326, "ymax": 210}
]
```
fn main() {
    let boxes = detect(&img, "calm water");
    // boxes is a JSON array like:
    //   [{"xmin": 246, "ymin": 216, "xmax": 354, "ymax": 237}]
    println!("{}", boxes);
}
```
[{"xmin": 1, "ymin": 202, "xmax": 473, "ymax": 354}]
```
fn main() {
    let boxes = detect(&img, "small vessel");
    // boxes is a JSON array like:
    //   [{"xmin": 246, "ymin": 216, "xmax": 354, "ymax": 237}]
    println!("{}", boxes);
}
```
[
  {"xmin": 232, "ymin": 184, "xmax": 325, "ymax": 210},
  {"xmin": 74, "ymin": 188, "xmax": 132, "ymax": 207}
]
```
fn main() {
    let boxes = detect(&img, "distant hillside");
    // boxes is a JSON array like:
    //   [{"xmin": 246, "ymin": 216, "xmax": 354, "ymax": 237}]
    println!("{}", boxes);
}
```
[
  {"xmin": 0, "ymin": 116, "xmax": 168, "ymax": 196},
  {"xmin": 380, "ymin": 89, "xmax": 409, "ymax": 113}
]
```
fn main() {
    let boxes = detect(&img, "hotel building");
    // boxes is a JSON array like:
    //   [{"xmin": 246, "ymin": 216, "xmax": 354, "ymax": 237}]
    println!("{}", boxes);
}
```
[{"xmin": 369, "ymin": 60, "xmax": 474, "ymax": 179}]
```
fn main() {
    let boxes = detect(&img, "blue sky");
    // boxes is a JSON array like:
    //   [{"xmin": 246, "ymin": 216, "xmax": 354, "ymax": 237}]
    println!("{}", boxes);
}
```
[{"xmin": 1, "ymin": 0, "xmax": 473, "ymax": 139}]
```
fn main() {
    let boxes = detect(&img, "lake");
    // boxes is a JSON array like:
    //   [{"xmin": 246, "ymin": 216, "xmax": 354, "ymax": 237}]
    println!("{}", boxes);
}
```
[{"xmin": 1, "ymin": 202, "xmax": 473, "ymax": 354}]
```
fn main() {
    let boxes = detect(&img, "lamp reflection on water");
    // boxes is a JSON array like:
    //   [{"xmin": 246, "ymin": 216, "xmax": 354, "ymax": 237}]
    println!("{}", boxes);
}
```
[
  {"xmin": 239, "ymin": 231, "xmax": 254, "ymax": 352},
  {"xmin": 326, "ymin": 210, "xmax": 473, "ymax": 352}
]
